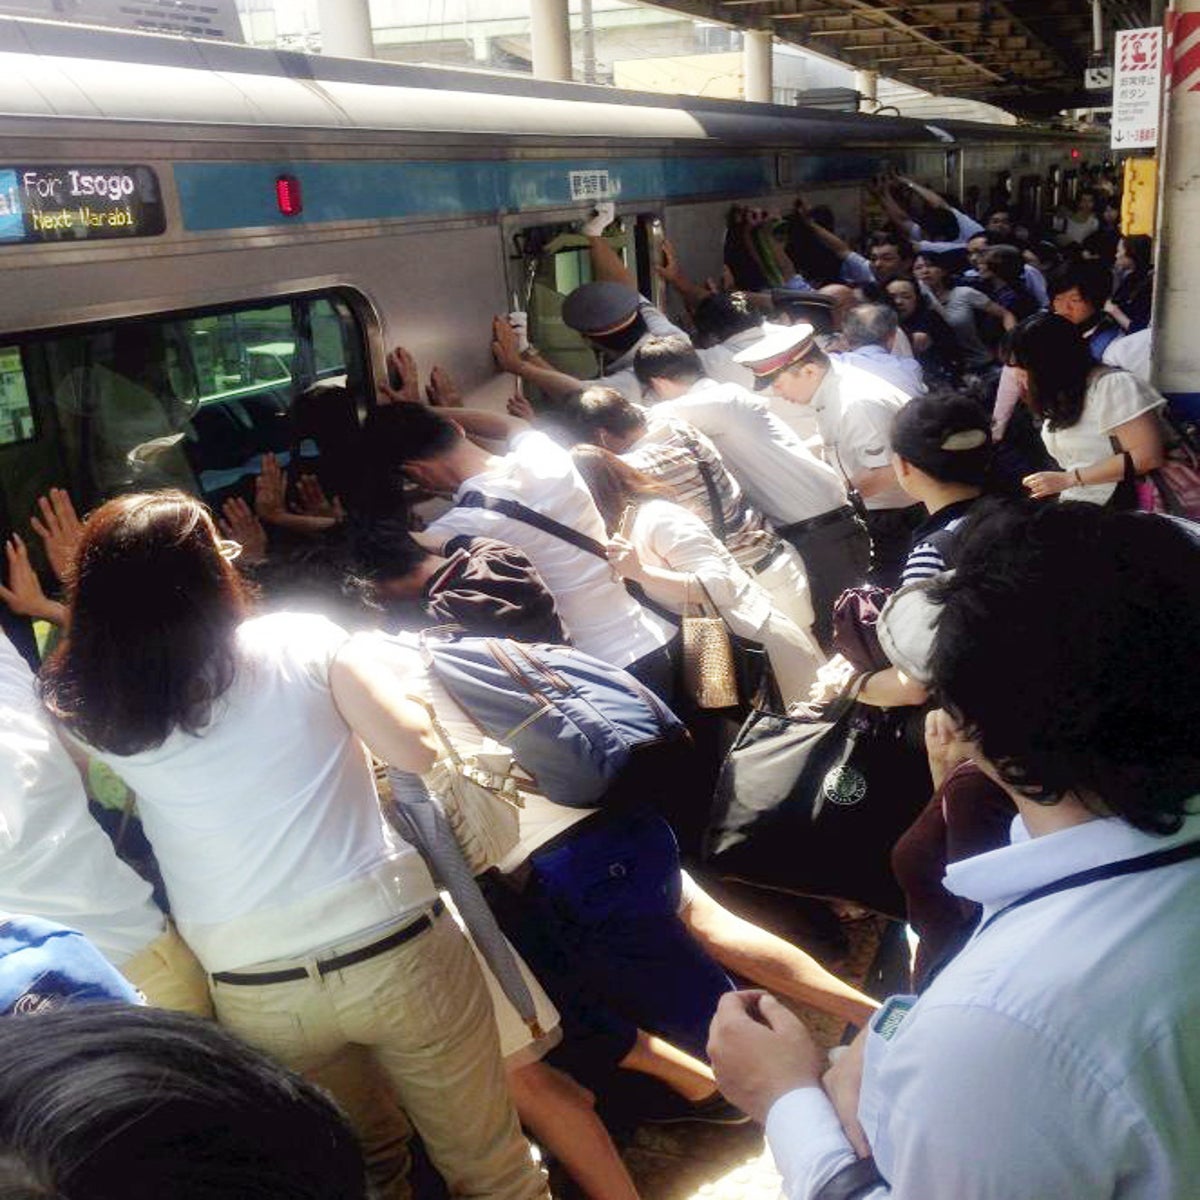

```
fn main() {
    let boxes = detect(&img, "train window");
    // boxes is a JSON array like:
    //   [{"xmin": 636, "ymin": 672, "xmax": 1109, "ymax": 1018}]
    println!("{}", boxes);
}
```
[
  {"xmin": 0, "ymin": 291, "xmax": 368, "ymax": 556},
  {"xmin": 0, "ymin": 348, "xmax": 35, "ymax": 446}
]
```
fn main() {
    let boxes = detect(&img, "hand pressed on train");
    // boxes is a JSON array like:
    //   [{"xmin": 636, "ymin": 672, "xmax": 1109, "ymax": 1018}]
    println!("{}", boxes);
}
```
[
  {"xmin": 254, "ymin": 453, "xmax": 288, "ymax": 523},
  {"xmin": 378, "ymin": 346, "xmax": 421, "ymax": 406},
  {"xmin": 1022, "ymin": 469, "xmax": 1073, "ymax": 499},
  {"xmin": 426, "ymin": 365, "xmax": 463, "ymax": 408},
  {"xmin": 491, "ymin": 315, "xmax": 524, "ymax": 374},
  {"xmin": 30, "ymin": 488, "xmax": 84, "ymax": 584},
  {"xmin": 506, "ymin": 390, "xmax": 534, "ymax": 421},
  {"xmin": 0, "ymin": 535, "xmax": 65, "ymax": 626},
  {"xmin": 707, "ymin": 991, "xmax": 825, "ymax": 1125},
  {"xmin": 296, "ymin": 475, "xmax": 344, "ymax": 521},
  {"xmin": 219, "ymin": 498, "xmax": 268, "ymax": 566}
]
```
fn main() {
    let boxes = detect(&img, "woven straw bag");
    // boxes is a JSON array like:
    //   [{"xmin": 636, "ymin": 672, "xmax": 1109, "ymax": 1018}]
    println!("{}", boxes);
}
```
[{"xmin": 680, "ymin": 577, "xmax": 740, "ymax": 710}]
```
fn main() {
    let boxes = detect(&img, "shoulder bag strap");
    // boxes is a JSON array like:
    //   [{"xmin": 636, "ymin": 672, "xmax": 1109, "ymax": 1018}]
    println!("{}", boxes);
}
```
[
  {"xmin": 674, "ymin": 428, "xmax": 728, "ymax": 543},
  {"xmin": 457, "ymin": 491, "xmax": 608, "ymax": 560}
]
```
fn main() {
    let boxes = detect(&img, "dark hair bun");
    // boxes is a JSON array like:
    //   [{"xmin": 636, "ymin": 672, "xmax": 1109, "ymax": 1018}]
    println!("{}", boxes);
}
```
[{"xmin": 890, "ymin": 389, "xmax": 993, "ymax": 486}]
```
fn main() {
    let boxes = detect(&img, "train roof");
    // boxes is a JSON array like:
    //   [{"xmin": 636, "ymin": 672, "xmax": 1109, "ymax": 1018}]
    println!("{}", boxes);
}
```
[{"xmin": 0, "ymin": 15, "xmax": 1104, "ymax": 151}]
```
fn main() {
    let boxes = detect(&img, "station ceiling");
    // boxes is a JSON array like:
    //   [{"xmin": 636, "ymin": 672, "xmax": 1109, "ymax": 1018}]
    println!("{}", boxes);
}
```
[{"xmin": 649, "ymin": 0, "xmax": 1160, "ymax": 117}]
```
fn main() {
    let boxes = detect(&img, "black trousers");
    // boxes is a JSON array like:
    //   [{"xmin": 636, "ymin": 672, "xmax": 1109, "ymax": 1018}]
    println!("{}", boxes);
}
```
[
  {"xmin": 863, "ymin": 504, "xmax": 926, "ymax": 591},
  {"xmin": 780, "ymin": 507, "xmax": 871, "ymax": 654}
]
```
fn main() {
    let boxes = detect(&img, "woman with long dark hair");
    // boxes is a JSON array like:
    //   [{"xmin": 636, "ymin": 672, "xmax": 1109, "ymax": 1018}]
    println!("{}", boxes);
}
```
[
  {"xmin": 569, "ymin": 447, "xmax": 823, "ymax": 709},
  {"xmin": 1006, "ymin": 313, "xmax": 1166, "ymax": 505},
  {"xmin": 39, "ymin": 490, "xmax": 547, "ymax": 1200}
]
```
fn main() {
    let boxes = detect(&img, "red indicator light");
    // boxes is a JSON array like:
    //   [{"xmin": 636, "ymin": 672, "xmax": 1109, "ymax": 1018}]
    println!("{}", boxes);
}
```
[
  {"xmin": 1070, "ymin": 147, "xmax": 1081, "ymax": 160},
  {"xmin": 275, "ymin": 174, "xmax": 303, "ymax": 216}
]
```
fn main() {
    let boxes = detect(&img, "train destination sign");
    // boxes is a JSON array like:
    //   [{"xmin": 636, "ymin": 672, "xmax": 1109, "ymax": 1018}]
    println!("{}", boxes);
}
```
[{"xmin": 0, "ymin": 166, "xmax": 165, "ymax": 244}]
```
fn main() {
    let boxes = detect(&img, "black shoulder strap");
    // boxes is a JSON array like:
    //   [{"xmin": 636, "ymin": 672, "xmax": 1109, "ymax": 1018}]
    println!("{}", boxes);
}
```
[
  {"xmin": 978, "ymin": 838, "xmax": 1200, "ymax": 937},
  {"xmin": 673, "ymin": 426, "xmax": 728, "ymax": 544},
  {"xmin": 922, "ymin": 526, "xmax": 959, "ymax": 568},
  {"xmin": 457, "ymin": 491, "xmax": 608, "ymax": 560}
]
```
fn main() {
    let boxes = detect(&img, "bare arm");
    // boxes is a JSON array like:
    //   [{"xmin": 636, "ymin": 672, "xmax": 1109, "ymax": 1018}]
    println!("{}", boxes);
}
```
[
  {"xmin": 682, "ymin": 879, "xmax": 879, "ymax": 1028},
  {"xmin": 899, "ymin": 176, "xmax": 948, "ymax": 211},
  {"xmin": 656, "ymin": 239, "xmax": 710, "ymax": 312},
  {"xmin": 589, "ymin": 231, "xmax": 636, "ymax": 289},
  {"xmin": 491, "ymin": 316, "xmax": 586, "ymax": 404},
  {"xmin": 857, "ymin": 665, "xmax": 929, "ymax": 709},
  {"xmin": 330, "ymin": 637, "xmax": 439, "ymax": 775},
  {"xmin": 1024, "ymin": 409, "xmax": 1166, "ymax": 499},
  {"xmin": 451, "ymin": 407, "xmax": 529, "ymax": 445},
  {"xmin": 878, "ymin": 182, "xmax": 916, "ymax": 231},
  {"xmin": 983, "ymin": 299, "xmax": 1018, "ymax": 331}
]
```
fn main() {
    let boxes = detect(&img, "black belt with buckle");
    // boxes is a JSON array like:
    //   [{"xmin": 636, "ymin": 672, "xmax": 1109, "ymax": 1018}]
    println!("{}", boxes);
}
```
[
  {"xmin": 211, "ymin": 899, "xmax": 445, "ymax": 986},
  {"xmin": 777, "ymin": 504, "xmax": 857, "ymax": 541}
]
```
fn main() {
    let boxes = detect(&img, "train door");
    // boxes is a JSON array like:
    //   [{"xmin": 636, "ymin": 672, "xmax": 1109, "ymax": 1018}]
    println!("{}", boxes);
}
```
[
  {"xmin": 0, "ymin": 289, "xmax": 370, "ymax": 577},
  {"xmin": 504, "ymin": 209, "xmax": 663, "ymax": 395},
  {"xmin": 1018, "ymin": 175, "xmax": 1045, "ymax": 226}
]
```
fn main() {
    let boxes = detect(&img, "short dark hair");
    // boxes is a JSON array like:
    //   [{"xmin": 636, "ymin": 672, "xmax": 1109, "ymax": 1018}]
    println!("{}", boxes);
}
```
[
  {"xmin": 0, "ymin": 1004, "xmax": 366, "ymax": 1198},
  {"xmin": 1047, "ymin": 259, "xmax": 1112, "ymax": 309},
  {"xmin": 40, "ymin": 492, "xmax": 251, "ymax": 755},
  {"xmin": 929, "ymin": 502, "xmax": 1200, "ymax": 834},
  {"xmin": 633, "ymin": 335, "xmax": 705, "ymax": 386},
  {"xmin": 569, "ymin": 386, "xmax": 647, "ymax": 443},
  {"xmin": 868, "ymin": 229, "xmax": 915, "ymax": 261},
  {"xmin": 844, "ymin": 303, "xmax": 899, "ymax": 349},
  {"xmin": 890, "ymin": 388, "xmax": 993, "ymax": 485},
  {"xmin": 693, "ymin": 292, "xmax": 760, "ymax": 346},
  {"xmin": 363, "ymin": 402, "xmax": 460, "ymax": 464},
  {"xmin": 981, "ymin": 244, "xmax": 1025, "ymax": 287}
]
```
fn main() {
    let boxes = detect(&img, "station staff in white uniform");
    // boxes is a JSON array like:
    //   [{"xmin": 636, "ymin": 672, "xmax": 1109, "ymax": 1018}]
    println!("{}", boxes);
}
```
[
  {"xmin": 633, "ymin": 334, "xmax": 868, "ymax": 652},
  {"xmin": 736, "ymin": 325, "xmax": 921, "ymax": 590}
]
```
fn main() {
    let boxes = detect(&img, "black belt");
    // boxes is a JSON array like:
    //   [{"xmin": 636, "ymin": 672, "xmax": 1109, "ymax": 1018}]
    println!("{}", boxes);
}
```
[
  {"xmin": 211, "ymin": 900, "xmax": 445, "ymax": 986},
  {"xmin": 776, "ymin": 505, "xmax": 857, "ymax": 541}
]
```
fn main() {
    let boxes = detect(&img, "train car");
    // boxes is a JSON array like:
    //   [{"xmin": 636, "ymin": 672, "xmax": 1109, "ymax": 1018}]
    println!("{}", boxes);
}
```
[{"xmin": 0, "ymin": 15, "xmax": 1104, "ymax": 539}]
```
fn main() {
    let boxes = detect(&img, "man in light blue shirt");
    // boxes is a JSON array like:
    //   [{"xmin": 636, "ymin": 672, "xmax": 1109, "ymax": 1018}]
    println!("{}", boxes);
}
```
[{"xmin": 709, "ymin": 502, "xmax": 1200, "ymax": 1200}]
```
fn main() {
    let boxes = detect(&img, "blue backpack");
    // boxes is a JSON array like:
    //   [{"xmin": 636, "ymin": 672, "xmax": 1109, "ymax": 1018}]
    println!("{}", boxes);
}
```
[{"xmin": 424, "ymin": 635, "xmax": 687, "ymax": 808}]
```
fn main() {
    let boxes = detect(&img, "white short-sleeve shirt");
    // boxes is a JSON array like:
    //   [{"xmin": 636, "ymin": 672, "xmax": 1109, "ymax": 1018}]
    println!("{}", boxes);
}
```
[
  {"xmin": 654, "ymin": 378, "xmax": 847, "ymax": 527},
  {"xmin": 427, "ymin": 430, "xmax": 673, "ymax": 667},
  {"xmin": 74, "ymin": 612, "xmax": 437, "ymax": 972},
  {"xmin": 811, "ymin": 361, "xmax": 913, "ymax": 511},
  {"xmin": 1043, "ymin": 369, "xmax": 1166, "ymax": 504},
  {"xmin": 0, "ymin": 636, "xmax": 163, "ymax": 967}
]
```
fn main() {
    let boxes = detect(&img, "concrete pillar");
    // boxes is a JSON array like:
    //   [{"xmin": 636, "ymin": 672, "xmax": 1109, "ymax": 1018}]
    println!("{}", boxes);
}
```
[
  {"xmin": 1152, "ymin": 1, "xmax": 1200, "ymax": 417},
  {"xmin": 856, "ymin": 69, "xmax": 879, "ymax": 111},
  {"xmin": 530, "ymin": 0, "xmax": 572, "ymax": 82},
  {"xmin": 744, "ymin": 30, "xmax": 774, "ymax": 103},
  {"xmin": 318, "ymin": 0, "xmax": 373, "ymax": 59}
]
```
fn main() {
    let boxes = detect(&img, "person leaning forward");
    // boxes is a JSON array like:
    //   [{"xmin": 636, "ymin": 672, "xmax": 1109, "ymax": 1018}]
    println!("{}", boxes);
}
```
[
  {"xmin": 636, "ymin": 334, "xmax": 868, "ymax": 653},
  {"xmin": 736, "ymin": 324, "xmax": 922, "ymax": 592}
]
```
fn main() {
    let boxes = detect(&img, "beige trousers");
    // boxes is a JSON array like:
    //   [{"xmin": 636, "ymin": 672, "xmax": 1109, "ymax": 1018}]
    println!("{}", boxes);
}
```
[
  {"xmin": 120, "ymin": 922, "xmax": 214, "ymax": 1018},
  {"xmin": 210, "ymin": 908, "xmax": 548, "ymax": 1200}
]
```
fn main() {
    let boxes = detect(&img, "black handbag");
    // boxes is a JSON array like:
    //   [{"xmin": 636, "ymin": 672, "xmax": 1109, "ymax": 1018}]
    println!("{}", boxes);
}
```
[{"xmin": 703, "ymin": 680, "xmax": 932, "ymax": 919}]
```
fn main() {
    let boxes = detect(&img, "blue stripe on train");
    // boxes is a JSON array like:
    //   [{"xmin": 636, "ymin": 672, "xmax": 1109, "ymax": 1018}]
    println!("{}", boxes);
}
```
[{"xmin": 173, "ymin": 153, "xmax": 879, "ymax": 232}]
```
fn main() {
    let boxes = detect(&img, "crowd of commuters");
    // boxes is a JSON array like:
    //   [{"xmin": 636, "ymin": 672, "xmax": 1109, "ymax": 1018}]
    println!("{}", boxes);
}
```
[{"xmin": 0, "ymin": 164, "xmax": 1197, "ymax": 1200}]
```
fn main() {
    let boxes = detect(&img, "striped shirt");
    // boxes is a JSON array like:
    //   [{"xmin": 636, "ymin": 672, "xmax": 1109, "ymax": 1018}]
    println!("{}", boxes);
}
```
[
  {"xmin": 623, "ymin": 416, "xmax": 776, "ymax": 570},
  {"xmin": 900, "ymin": 502, "xmax": 978, "ymax": 585}
]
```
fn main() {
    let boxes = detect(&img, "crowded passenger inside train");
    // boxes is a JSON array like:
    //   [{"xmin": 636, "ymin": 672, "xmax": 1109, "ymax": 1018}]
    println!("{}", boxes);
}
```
[{"xmin": 1, "ymin": 161, "xmax": 1198, "ymax": 1200}]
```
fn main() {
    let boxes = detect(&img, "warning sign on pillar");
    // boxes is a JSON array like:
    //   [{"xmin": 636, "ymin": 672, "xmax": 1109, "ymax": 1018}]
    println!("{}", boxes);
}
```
[{"xmin": 1112, "ymin": 27, "xmax": 1164, "ymax": 150}]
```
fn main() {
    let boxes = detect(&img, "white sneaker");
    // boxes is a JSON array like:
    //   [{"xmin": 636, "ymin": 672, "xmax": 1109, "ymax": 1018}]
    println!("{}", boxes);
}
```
[{"xmin": 582, "ymin": 201, "xmax": 615, "ymax": 237}]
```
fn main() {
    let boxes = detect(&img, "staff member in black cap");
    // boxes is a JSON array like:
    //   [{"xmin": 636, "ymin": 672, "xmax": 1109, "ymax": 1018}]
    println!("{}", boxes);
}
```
[
  {"xmin": 736, "ymin": 324, "xmax": 921, "ymax": 590},
  {"xmin": 492, "ymin": 203, "xmax": 688, "ymax": 405}
]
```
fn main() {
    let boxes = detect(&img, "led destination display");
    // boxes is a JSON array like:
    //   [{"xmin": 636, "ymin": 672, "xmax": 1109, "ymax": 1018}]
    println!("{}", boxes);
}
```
[{"xmin": 0, "ymin": 166, "xmax": 165, "ymax": 243}]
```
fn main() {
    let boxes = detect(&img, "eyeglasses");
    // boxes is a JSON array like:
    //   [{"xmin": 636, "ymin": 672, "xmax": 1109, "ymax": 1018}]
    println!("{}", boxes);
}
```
[{"xmin": 216, "ymin": 539, "xmax": 244, "ymax": 562}]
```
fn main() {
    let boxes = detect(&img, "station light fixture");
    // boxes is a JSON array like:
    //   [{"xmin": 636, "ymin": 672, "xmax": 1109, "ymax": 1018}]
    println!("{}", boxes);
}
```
[{"xmin": 275, "ymin": 174, "xmax": 303, "ymax": 217}]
